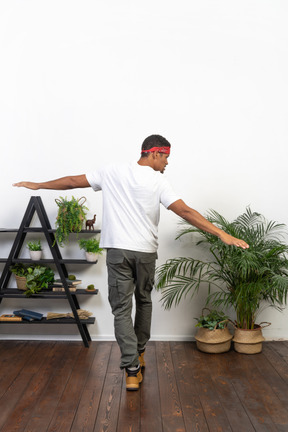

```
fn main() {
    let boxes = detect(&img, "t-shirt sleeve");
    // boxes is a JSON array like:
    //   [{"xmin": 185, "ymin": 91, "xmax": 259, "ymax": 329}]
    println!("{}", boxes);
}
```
[
  {"xmin": 85, "ymin": 171, "xmax": 102, "ymax": 191},
  {"xmin": 160, "ymin": 177, "xmax": 181, "ymax": 209}
]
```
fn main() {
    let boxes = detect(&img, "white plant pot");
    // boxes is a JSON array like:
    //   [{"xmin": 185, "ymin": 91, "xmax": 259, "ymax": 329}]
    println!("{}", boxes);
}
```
[
  {"xmin": 85, "ymin": 252, "xmax": 98, "ymax": 262},
  {"xmin": 29, "ymin": 250, "xmax": 42, "ymax": 260}
]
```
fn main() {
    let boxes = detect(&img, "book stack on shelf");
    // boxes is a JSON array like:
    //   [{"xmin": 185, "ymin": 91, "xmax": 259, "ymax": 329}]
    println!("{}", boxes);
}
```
[
  {"xmin": 14, "ymin": 309, "xmax": 43, "ymax": 321},
  {"xmin": 52, "ymin": 278, "xmax": 82, "ymax": 292},
  {"xmin": 0, "ymin": 314, "xmax": 22, "ymax": 322},
  {"xmin": 0, "ymin": 310, "xmax": 43, "ymax": 322}
]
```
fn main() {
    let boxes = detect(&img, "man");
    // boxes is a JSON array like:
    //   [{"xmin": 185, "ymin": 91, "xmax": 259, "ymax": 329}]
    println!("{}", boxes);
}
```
[{"xmin": 13, "ymin": 134, "xmax": 249, "ymax": 391}]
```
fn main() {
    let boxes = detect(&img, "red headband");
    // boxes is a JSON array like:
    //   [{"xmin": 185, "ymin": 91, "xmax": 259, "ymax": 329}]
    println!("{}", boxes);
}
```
[{"xmin": 141, "ymin": 146, "xmax": 170, "ymax": 154}]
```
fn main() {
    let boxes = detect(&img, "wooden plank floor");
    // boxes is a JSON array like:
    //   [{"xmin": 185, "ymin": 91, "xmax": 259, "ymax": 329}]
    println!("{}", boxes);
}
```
[{"xmin": 0, "ymin": 341, "xmax": 288, "ymax": 431}]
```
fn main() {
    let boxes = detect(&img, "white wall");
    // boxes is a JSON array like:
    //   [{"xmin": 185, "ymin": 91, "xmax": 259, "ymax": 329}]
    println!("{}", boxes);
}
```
[{"xmin": 0, "ymin": 0, "xmax": 288, "ymax": 341}]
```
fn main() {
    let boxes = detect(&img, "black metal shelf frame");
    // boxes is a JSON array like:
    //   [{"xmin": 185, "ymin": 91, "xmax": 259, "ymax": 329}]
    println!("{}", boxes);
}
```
[{"xmin": 0, "ymin": 196, "xmax": 99, "ymax": 347}]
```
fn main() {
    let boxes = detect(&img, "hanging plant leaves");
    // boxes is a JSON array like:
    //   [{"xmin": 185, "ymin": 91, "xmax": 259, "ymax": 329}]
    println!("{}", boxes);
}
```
[{"xmin": 54, "ymin": 196, "xmax": 89, "ymax": 247}]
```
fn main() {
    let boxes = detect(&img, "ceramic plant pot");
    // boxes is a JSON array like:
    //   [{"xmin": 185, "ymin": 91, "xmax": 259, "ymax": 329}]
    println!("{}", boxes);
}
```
[
  {"xmin": 85, "ymin": 252, "xmax": 98, "ymax": 262},
  {"xmin": 29, "ymin": 250, "xmax": 42, "ymax": 261}
]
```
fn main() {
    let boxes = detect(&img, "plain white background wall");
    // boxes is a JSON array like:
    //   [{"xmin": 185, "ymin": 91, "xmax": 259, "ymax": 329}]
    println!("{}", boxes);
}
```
[{"xmin": 0, "ymin": 1, "xmax": 287, "ymax": 341}]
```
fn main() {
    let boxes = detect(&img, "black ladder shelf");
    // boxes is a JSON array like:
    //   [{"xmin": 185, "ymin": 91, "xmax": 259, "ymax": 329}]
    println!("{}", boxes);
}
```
[{"xmin": 0, "ymin": 196, "xmax": 99, "ymax": 347}]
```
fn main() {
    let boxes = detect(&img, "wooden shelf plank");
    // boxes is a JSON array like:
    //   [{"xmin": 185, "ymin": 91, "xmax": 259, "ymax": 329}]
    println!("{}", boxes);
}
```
[
  {"xmin": 0, "ymin": 288, "xmax": 99, "ymax": 299},
  {"xmin": 0, "ymin": 317, "xmax": 96, "ymax": 324},
  {"xmin": 10, "ymin": 258, "xmax": 98, "ymax": 264},
  {"xmin": 0, "ymin": 228, "xmax": 101, "ymax": 234}
]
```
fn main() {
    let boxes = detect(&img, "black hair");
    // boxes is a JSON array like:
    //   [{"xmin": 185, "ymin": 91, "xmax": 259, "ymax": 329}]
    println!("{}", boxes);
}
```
[{"xmin": 141, "ymin": 134, "xmax": 171, "ymax": 157}]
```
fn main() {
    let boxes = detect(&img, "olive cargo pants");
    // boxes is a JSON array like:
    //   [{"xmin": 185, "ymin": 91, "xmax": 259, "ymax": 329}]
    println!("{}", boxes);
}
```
[{"xmin": 106, "ymin": 248, "xmax": 157, "ymax": 369}]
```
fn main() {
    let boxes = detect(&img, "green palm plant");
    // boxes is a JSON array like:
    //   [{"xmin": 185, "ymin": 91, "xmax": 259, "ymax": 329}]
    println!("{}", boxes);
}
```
[{"xmin": 156, "ymin": 208, "xmax": 288, "ymax": 329}]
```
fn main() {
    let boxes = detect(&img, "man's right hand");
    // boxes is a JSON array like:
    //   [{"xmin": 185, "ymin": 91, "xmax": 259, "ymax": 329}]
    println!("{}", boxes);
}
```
[
  {"xmin": 13, "ymin": 175, "xmax": 90, "ymax": 191},
  {"xmin": 13, "ymin": 182, "xmax": 39, "ymax": 190}
]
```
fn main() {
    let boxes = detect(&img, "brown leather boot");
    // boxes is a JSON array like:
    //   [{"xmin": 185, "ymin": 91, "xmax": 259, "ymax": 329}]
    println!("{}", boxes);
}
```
[
  {"xmin": 125, "ymin": 366, "xmax": 143, "ymax": 391},
  {"xmin": 138, "ymin": 350, "xmax": 145, "ymax": 368}
]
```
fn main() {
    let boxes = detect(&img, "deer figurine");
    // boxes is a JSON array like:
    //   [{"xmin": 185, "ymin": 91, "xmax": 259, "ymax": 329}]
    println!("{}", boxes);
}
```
[{"xmin": 86, "ymin": 214, "xmax": 96, "ymax": 231}]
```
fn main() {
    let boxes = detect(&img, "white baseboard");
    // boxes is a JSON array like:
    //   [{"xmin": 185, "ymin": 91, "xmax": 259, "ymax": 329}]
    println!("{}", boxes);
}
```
[{"xmin": 0, "ymin": 334, "xmax": 287, "ymax": 342}]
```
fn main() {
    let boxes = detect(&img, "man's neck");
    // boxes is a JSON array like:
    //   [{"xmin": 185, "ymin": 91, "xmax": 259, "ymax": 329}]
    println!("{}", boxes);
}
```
[{"xmin": 137, "ymin": 156, "xmax": 154, "ymax": 169}]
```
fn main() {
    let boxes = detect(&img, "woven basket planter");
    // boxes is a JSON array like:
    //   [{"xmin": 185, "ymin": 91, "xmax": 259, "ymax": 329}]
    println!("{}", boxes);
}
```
[
  {"xmin": 15, "ymin": 275, "xmax": 27, "ymax": 291},
  {"xmin": 55, "ymin": 196, "xmax": 86, "ymax": 232},
  {"xmin": 233, "ymin": 323, "xmax": 270, "ymax": 354},
  {"xmin": 195, "ymin": 327, "xmax": 233, "ymax": 354}
]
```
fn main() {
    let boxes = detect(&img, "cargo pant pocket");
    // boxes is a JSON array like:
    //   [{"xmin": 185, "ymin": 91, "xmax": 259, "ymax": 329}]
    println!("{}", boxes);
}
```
[
  {"xmin": 137, "ymin": 253, "xmax": 157, "ymax": 293},
  {"xmin": 107, "ymin": 251, "xmax": 134, "ymax": 313}
]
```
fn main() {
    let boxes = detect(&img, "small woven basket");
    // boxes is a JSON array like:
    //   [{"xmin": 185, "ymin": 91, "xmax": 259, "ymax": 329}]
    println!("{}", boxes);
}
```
[
  {"xmin": 233, "ymin": 323, "xmax": 270, "ymax": 354},
  {"xmin": 15, "ymin": 275, "xmax": 27, "ymax": 291},
  {"xmin": 195, "ymin": 327, "xmax": 233, "ymax": 354},
  {"xmin": 55, "ymin": 196, "xmax": 86, "ymax": 232}
]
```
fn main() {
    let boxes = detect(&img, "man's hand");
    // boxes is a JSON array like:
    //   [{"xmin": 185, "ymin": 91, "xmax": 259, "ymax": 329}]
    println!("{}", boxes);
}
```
[
  {"xmin": 13, "ymin": 175, "xmax": 90, "ymax": 191},
  {"xmin": 168, "ymin": 200, "xmax": 249, "ymax": 250},
  {"xmin": 13, "ymin": 181, "xmax": 40, "ymax": 190},
  {"xmin": 219, "ymin": 232, "xmax": 249, "ymax": 249}
]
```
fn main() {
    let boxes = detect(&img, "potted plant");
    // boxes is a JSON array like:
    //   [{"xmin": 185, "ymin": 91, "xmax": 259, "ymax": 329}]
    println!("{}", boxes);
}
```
[
  {"xmin": 27, "ymin": 240, "xmax": 42, "ymax": 260},
  {"xmin": 78, "ymin": 238, "xmax": 103, "ymax": 262},
  {"xmin": 54, "ymin": 196, "xmax": 88, "ymax": 247},
  {"xmin": 156, "ymin": 208, "xmax": 288, "ymax": 354},
  {"xmin": 10, "ymin": 263, "xmax": 55, "ymax": 296},
  {"xmin": 194, "ymin": 308, "xmax": 232, "ymax": 353},
  {"xmin": 86, "ymin": 284, "xmax": 97, "ymax": 292},
  {"xmin": 9, "ymin": 263, "xmax": 28, "ymax": 291},
  {"xmin": 24, "ymin": 265, "xmax": 55, "ymax": 297}
]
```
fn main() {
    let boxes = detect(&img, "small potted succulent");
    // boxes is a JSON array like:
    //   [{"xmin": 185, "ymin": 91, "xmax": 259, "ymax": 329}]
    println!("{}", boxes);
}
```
[
  {"xmin": 78, "ymin": 238, "xmax": 103, "ymax": 262},
  {"xmin": 86, "ymin": 284, "xmax": 97, "ymax": 292},
  {"xmin": 27, "ymin": 240, "xmax": 42, "ymax": 260}
]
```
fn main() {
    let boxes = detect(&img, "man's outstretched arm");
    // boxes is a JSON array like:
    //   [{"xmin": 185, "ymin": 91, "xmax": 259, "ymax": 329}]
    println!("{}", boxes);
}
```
[
  {"xmin": 168, "ymin": 199, "xmax": 249, "ymax": 249},
  {"xmin": 13, "ymin": 175, "xmax": 90, "ymax": 190}
]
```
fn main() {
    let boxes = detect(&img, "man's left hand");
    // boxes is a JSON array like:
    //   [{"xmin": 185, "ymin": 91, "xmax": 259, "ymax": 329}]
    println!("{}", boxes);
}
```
[{"xmin": 219, "ymin": 232, "xmax": 249, "ymax": 249}]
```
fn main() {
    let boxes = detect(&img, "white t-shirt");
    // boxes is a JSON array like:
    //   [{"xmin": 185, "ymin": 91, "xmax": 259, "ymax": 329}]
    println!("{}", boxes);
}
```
[{"xmin": 86, "ymin": 161, "xmax": 180, "ymax": 253}]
